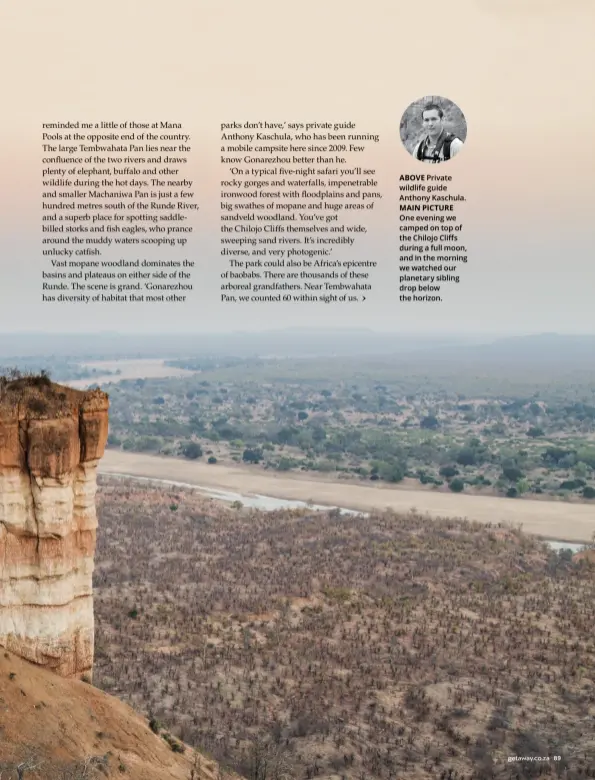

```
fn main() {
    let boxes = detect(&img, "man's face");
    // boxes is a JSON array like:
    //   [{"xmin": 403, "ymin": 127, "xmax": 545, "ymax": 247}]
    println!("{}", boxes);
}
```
[{"xmin": 422, "ymin": 109, "xmax": 443, "ymax": 137}]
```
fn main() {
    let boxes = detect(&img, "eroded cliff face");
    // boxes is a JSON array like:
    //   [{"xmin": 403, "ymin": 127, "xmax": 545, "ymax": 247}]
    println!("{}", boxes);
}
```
[{"xmin": 0, "ymin": 377, "xmax": 108, "ymax": 679}]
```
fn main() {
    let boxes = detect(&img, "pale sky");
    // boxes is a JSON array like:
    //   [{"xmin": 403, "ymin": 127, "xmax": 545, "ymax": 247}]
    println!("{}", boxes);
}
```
[{"xmin": 0, "ymin": 0, "xmax": 594, "ymax": 334}]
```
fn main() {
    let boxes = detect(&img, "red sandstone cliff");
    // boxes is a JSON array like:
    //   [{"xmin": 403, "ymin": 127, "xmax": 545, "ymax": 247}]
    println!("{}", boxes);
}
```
[{"xmin": 0, "ymin": 374, "xmax": 109, "ymax": 679}]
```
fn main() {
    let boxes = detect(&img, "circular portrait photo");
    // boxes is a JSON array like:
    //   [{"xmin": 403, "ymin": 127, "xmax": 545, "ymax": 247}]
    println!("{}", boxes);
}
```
[{"xmin": 400, "ymin": 96, "xmax": 467, "ymax": 164}]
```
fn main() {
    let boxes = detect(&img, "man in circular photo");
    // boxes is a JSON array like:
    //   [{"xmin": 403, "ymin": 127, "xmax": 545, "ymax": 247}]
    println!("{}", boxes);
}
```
[{"xmin": 401, "ymin": 97, "xmax": 467, "ymax": 164}]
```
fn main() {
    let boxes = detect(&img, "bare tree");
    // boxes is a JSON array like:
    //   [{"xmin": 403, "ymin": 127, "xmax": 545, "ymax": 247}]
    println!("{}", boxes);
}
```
[
  {"xmin": 0, "ymin": 752, "xmax": 44, "ymax": 780},
  {"xmin": 189, "ymin": 753, "xmax": 203, "ymax": 780},
  {"xmin": 0, "ymin": 754, "xmax": 108, "ymax": 780},
  {"xmin": 55, "ymin": 755, "xmax": 108, "ymax": 779},
  {"xmin": 245, "ymin": 738, "xmax": 291, "ymax": 780}
]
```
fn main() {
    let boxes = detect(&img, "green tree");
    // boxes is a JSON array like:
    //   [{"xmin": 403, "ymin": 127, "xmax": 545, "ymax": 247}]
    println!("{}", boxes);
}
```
[
  {"xmin": 420, "ymin": 414, "xmax": 439, "ymax": 430},
  {"xmin": 501, "ymin": 463, "xmax": 524, "ymax": 482},
  {"xmin": 188, "ymin": 415, "xmax": 206, "ymax": 433},
  {"xmin": 542, "ymin": 447, "xmax": 572, "ymax": 466},
  {"xmin": 276, "ymin": 427, "xmax": 298, "ymax": 445},
  {"xmin": 311, "ymin": 426, "xmax": 327, "ymax": 441},
  {"xmin": 242, "ymin": 448, "xmax": 262, "ymax": 463},
  {"xmin": 449, "ymin": 478, "xmax": 464, "ymax": 493},
  {"xmin": 182, "ymin": 441, "xmax": 203, "ymax": 459},
  {"xmin": 378, "ymin": 461, "xmax": 405, "ymax": 483},
  {"xmin": 456, "ymin": 448, "xmax": 477, "ymax": 466},
  {"xmin": 516, "ymin": 479, "xmax": 530, "ymax": 495},
  {"xmin": 526, "ymin": 426, "xmax": 544, "ymax": 438},
  {"xmin": 136, "ymin": 435, "xmax": 164, "ymax": 452},
  {"xmin": 576, "ymin": 448, "xmax": 595, "ymax": 469}
]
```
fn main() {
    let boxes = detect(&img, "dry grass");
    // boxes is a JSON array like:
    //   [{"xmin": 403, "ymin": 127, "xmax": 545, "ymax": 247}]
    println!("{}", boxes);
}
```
[{"xmin": 0, "ymin": 369, "xmax": 108, "ymax": 417}]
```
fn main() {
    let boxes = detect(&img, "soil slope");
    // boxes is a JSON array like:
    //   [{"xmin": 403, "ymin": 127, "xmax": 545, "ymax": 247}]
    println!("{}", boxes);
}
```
[{"xmin": 0, "ymin": 649, "xmax": 223, "ymax": 779}]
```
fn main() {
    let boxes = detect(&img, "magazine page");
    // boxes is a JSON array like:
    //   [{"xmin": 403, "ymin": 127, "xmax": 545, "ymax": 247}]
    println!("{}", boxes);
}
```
[{"xmin": 1, "ymin": 0, "xmax": 594, "ymax": 777}]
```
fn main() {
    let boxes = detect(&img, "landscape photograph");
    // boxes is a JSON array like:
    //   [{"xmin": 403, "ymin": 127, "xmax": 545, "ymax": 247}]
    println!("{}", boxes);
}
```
[{"xmin": 0, "ymin": 329, "xmax": 594, "ymax": 779}]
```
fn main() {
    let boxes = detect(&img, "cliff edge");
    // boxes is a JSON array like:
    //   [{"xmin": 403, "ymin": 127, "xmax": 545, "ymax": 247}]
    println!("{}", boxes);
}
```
[{"xmin": 0, "ymin": 374, "xmax": 109, "ymax": 679}]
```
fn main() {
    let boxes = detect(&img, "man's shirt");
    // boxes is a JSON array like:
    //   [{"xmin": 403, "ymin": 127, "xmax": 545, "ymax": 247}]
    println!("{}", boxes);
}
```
[{"xmin": 413, "ymin": 133, "xmax": 464, "ymax": 163}]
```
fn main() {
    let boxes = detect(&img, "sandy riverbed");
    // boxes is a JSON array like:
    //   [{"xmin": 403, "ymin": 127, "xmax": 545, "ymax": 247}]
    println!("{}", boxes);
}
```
[
  {"xmin": 99, "ymin": 450, "xmax": 595, "ymax": 543},
  {"xmin": 67, "ymin": 359, "xmax": 196, "ymax": 389}
]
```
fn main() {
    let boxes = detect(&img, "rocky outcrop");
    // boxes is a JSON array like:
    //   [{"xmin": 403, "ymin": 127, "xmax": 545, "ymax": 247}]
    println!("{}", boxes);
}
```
[{"xmin": 0, "ymin": 376, "xmax": 108, "ymax": 678}]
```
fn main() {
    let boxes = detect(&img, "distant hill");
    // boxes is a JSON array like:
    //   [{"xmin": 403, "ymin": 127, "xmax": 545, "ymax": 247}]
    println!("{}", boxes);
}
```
[
  {"xmin": 0, "ymin": 331, "xmax": 593, "ymax": 368},
  {"xmin": 405, "ymin": 333, "xmax": 595, "ymax": 369},
  {"xmin": 0, "ymin": 329, "xmax": 476, "ymax": 359}
]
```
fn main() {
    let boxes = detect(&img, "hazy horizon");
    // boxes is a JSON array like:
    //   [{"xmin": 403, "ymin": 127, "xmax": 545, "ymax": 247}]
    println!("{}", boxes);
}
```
[
  {"xmin": 1, "ymin": 328, "xmax": 594, "ymax": 364},
  {"xmin": 3, "ymin": 327, "xmax": 595, "ymax": 340},
  {"xmin": 1, "ymin": 327, "xmax": 595, "ymax": 336}
]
